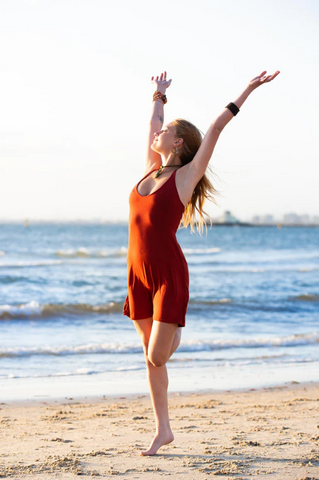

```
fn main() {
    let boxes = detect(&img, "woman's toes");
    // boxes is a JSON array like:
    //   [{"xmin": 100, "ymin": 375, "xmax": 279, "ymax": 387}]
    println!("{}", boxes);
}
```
[{"xmin": 139, "ymin": 431, "xmax": 174, "ymax": 456}]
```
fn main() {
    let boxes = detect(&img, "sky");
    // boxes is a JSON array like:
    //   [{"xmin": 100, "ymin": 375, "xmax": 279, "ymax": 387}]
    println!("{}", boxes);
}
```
[{"xmin": 0, "ymin": 0, "xmax": 318, "ymax": 222}]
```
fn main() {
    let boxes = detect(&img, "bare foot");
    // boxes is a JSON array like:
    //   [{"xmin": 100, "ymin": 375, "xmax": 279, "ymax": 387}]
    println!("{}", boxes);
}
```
[{"xmin": 140, "ymin": 430, "xmax": 174, "ymax": 456}]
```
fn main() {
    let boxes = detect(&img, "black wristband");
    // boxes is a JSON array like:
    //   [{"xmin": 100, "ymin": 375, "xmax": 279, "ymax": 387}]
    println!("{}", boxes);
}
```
[{"xmin": 225, "ymin": 102, "xmax": 240, "ymax": 116}]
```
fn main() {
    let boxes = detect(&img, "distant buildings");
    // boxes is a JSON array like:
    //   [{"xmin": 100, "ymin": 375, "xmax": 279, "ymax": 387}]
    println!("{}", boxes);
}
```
[
  {"xmin": 211, "ymin": 211, "xmax": 251, "ymax": 226},
  {"xmin": 252, "ymin": 214, "xmax": 275, "ymax": 225},
  {"xmin": 252, "ymin": 212, "xmax": 319, "ymax": 226},
  {"xmin": 211, "ymin": 211, "xmax": 319, "ymax": 226},
  {"xmin": 283, "ymin": 213, "xmax": 313, "ymax": 225},
  {"xmin": 216, "ymin": 210, "xmax": 240, "ymax": 224}
]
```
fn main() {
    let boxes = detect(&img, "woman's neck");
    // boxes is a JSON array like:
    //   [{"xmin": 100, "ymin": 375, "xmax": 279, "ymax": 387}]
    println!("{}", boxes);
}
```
[{"xmin": 162, "ymin": 152, "xmax": 182, "ymax": 166}]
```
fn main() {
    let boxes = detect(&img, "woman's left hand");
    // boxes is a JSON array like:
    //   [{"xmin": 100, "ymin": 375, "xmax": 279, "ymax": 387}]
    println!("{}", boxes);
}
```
[
  {"xmin": 248, "ymin": 70, "xmax": 280, "ymax": 90},
  {"xmin": 151, "ymin": 71, "xmax": 172, "ymax": 94}
]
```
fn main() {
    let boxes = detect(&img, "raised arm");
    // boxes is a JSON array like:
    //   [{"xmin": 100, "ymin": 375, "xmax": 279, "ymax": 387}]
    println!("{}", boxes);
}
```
[
  {"xmin": 145, "ymin": 71, "xmax": 172, "ymax": 173},
  {"xmin": 186, "ymin": 70, "xmax": 280, "ymax": 185}
]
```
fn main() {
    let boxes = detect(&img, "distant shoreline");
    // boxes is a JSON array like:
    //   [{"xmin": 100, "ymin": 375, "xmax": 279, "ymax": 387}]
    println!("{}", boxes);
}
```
[
  {"xmin": 0, "ymin": 220, "xmax": 318, "ymax": 227},
  {"xmin": 211, "ymin": 222, "xmax": 319, "ymax": 227}
]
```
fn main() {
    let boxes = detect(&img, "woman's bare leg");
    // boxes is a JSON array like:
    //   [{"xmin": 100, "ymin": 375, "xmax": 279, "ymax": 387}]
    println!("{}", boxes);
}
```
[
  {"xmin": 132, "ymin": 320, "xmax": 182, "ymax": 456},
  {"xmin": 141, "ymin": 352, "xmax": 174, "ymax": 455}
]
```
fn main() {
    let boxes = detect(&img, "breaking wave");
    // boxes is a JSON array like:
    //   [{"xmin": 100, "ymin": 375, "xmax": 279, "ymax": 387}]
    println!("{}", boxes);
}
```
[{"xmin": 1, "ymin": 331, "xmax": 318, "ymax": 359}]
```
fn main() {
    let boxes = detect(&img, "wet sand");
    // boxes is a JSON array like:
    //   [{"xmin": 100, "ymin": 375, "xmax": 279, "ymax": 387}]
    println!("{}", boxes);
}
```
[{"xmin": 1, "ymin": 381, "xmax": 319, "ymax": 479}]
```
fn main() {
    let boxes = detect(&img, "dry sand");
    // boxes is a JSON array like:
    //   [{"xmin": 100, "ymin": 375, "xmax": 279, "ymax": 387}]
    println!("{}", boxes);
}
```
[{"xmin": 1, "ymin": 382, "xmax": 319, "ymax": 479}]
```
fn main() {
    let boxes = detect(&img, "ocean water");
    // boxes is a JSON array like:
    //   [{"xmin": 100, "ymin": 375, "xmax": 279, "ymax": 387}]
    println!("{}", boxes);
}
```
[{"xmin": 0, "ymin": 223, "xmax": 318, "ymax": 400}]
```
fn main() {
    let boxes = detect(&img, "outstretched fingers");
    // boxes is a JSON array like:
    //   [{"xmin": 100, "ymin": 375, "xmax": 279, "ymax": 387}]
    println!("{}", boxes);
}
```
[
  {"xmin": 266, "ymin": 70, "xmax": 280, "ymax": 82},
  {"xmin": 249, "ymin": 70, "xmax": 280, "ymax": 89},
  {"xmin": 151, "ymin": 71, "xmax": 172, "ymax": 88},
  {"xmin": 259, "ymin": 70, "xmax": 280, "ymax": 84}
]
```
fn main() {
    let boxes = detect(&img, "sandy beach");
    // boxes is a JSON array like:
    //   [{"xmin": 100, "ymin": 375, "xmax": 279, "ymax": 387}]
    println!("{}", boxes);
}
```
[{"xmin": 1, "ymin": 381, "xmax": 318, "ymax": 479}]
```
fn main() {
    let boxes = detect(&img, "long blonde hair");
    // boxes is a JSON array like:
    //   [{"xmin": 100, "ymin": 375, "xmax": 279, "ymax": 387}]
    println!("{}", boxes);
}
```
[{"xmin": 172, "ymin": 118, "xmax": 221, "ymax": 235}]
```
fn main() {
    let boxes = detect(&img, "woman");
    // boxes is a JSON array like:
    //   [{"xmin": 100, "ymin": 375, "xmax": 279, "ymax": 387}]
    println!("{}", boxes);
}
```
[{"xmin": 123, "ymin": 69, "xmax": 280, "ymax": 456}]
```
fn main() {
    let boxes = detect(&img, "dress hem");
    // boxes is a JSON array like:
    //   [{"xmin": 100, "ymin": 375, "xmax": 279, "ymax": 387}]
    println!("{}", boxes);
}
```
[{"xmin": 123, "ymin": 311, "xmax": 185, "ymax": 328}]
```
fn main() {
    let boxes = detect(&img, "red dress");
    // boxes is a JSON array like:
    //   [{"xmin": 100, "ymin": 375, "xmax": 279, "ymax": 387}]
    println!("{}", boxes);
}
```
[{"xmin": 123, "ymin": 168, "xmax": 189, "ymax": 327}]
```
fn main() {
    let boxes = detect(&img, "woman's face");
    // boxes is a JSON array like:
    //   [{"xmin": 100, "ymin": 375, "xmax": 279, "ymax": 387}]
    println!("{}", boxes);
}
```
[{"xmin": 151, "ymin": 123, "xmax": 179, "ymax": 154}]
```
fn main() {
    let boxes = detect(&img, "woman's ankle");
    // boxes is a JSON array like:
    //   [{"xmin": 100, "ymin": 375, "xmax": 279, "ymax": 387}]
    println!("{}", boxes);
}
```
[{"xmin": 155, "ymin": 423, "xmax": 172, "ymax": 433}]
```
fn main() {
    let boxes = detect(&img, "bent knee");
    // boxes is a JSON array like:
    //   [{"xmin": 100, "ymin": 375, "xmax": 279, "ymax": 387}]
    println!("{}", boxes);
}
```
[{"xmin": 148, "ymin": 351, "xmax": 167, "ymax": 367}]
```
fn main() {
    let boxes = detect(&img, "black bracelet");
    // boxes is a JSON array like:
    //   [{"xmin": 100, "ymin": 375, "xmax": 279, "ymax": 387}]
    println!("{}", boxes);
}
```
[{"xmin": 225, "ymin": 102, "xmax": 240, "ymax": 116}]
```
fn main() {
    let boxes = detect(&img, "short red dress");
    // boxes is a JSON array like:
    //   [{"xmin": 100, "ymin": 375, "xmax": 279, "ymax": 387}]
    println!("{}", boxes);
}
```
[{"xmin": 123, "ymin": 167, "xmax": 189, "ymax": 327}]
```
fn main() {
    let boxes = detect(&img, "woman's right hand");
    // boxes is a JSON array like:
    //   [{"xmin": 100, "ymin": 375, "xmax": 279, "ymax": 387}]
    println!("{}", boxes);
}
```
[
  {"xmin": 248, "ymin": 70, "xmax": 280, "ymax": 90},
  {"xmin": 151, "ymin": 71, "xmax": 172, "ymax": 93}
]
